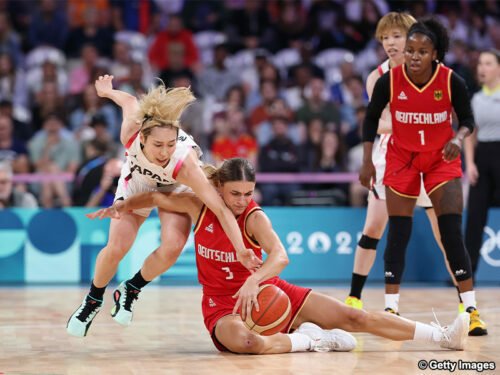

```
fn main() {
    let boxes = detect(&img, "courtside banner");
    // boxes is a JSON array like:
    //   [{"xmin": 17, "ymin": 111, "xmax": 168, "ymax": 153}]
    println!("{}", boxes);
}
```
[{"xmin": 0, "ymin": 208, "xmax": 499, "ymax": 283}]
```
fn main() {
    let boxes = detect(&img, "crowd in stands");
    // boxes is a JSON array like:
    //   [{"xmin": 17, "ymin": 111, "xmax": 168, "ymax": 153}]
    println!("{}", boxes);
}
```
[{"xmin": 0, "ymin": 0, "xmax": 498, "ymax": 208}]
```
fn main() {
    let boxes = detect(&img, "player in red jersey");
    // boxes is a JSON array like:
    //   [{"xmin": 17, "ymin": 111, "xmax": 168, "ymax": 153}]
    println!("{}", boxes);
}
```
[
  {"xmin": 360, "ymin": 19, "xmax": 487, "ymax": 335},
  {"xmin": 89, "ymin": 158, "xmax": 469, "ymax": 353}
]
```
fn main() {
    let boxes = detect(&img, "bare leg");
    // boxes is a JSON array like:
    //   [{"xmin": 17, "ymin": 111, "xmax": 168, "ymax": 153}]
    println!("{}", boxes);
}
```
[
  {"xmin": 93, "ymin": 213, "xmax": 147, "ymax": 287},
  {"xmin": 296, "ymin": 292, "xmax": 415, "ymax": 341},
  {"xmin": 214, "ymin": 315, "xmax": 292, "ymax": 354},
  {"xmin": 140, "ymin": 210, "xmax": 192, "ymax": 281}
]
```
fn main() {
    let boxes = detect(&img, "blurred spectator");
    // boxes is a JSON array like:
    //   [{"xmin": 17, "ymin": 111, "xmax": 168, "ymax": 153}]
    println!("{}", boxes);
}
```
[
  {"xmin": 27, "ymin": 59, "xmax": 68, "ymax": 98},
  {"xmin": 347, "ymin": 117, "xmax": 367, "ymax": 207},
  {"xmin": 70, "ymin": 84, "xmax": 119, "ymax": 141},
  {"xmin": 298, "ymin": 117, "xmax": 323, "ymax": 172},
  {"xmin": 285, "ymin": 63, "xmax": 313, "ymax": 111},
  {"xmin": 28, "ymin": 0, "xmax": 68, "ymax": 50},
  {"xmin": 181, "ymin": 0, "xmax": 227, "ymax": 32},
  {"xmin": 81, "ymin": 114, "xmax": 123, "ymax": 159},
  {"xmin": 287, "ymin": 43, "xmax": 324, "ymax": 86},
  {"xmin": 109, "ymin": 41, "xmax": 133, "ymax": 87},
  {"xmin": 353, "ymin": 1, "xmax": 383, "ymax": 51},
  {"xmin": 248, "ymin": 79, "xmax": 280, "ymax": 132},
  {"xmin": 254, "ymin": 97, "xmax": 298, "ymax": 146},
  {"xmin": 295, "ymin": 77, "xmax": 341, "ymax": 130},
  {"xmin": 67, "ymin": 0, "xmax": 111, "ymax": 29},
  {"xmin": 211, "ymin": 108, "xmax": 258, "ymax": 167},
  {"xmin": 149, "ymin": 14, "xmax": 199, "ymax": 72},
  {"xmin": 159, "ymin": 42, "xmax": 194, "ymax": 88},
  {"xmin": 227, "ymin": 0, "xmax": 273, "ymax": 50},
  {"xmin": 246, "ymin": 62, "xmax": 282, "ymax": 112},
  {"xmin": 470, "ymin": 8, "xmax": 495, "ymax": 51},
  {"xmin": 330, "ymin": 61, "xmax": 355, "ymax": 105},
  {"xmin": 0, "ymin": 162, "xmax": 38, "ymax": 209},
  {"xmin": 339, "ymin": 75, "xmax": 369, "ymax": 132},
  {"xmin": 28, "ymin": 114, "xmax": 80, "ymax": 208},
  {"xmin": 73, "ymin": 139, "xmax": 122, "ymax": 207},
  {"xmin": 0, "ymin": 53, "xmax": 28, "ymax": 116},
  {"xmin": 344, "ymin": 105, "xmax": 366, "ymax": 149},
  {"xmin": 240, "ymin": 49, "xmax": 270, "ymax": 95},
  {"xmin": 258, "ymin": 116, "xmax": 300, "ymax": 205},
  {"xmin": 439, "ymin": 7, "xmax": 469, "ymax": 44},
  {"xmin": 0, "ymin": 11, "xmax": 23, "ymax": 66},
  {"xmin": 111, "ymin": 0, "xmax": 161, "ymax": 35},
  {"xmin": 65, "ymin": 6, "xmax": 113, "ymax": 58},
  {"xmin": 118, "ymin": 62, "xmax": 148, "ymax": 98},
  {"xmin": 268, "ymin": 0, "xmax": 307, "ymax": 52},
  {"xmin": 0, "ymin": 100, "xmax": 34, "ymax": 142},
  {"xmin": 225, "ymin": 85, "xmax": 247, "ymax": 112},
  {"xmin": 68, "ymin": 44, "xmax": 101, "ymax": 96},
  {"xmin": 197, "ymin": 43, "xmax": 240, "ymax": 102},
  {"xmin": 32, "ymin": 81, "xmax": 67, "ymax": 131},
  {"xmin": 0, "ymin": 114, "xmax": 29, "ymax": 173},
  {"xmin": 449, "ymin": 41, "xmax": 479, "ymax": 96}
]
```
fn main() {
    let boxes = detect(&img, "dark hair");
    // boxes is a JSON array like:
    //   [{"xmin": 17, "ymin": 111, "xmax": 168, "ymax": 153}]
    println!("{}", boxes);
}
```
[
  {"xmin": 205, "ymin": 158, "xmax": 256, "ymax": 186},
  {"xmin": 407, "ymin": 18, "xmax": 449, "ymax": 62},
  {"xmin": 483, "ymin": 48, "xmax": 500, "ymax": 64}
]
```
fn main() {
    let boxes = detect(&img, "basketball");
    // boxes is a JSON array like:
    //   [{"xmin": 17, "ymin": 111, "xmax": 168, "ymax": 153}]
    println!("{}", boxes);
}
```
[{"xmin": 243, "ymin": 284, "xmax": 292, "ymax": 336}]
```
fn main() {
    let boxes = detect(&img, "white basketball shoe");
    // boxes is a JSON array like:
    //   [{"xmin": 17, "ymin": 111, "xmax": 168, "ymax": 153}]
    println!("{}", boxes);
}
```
[
  {"xmin": 434, "ymin": 312, "xmax": 470, "ymax": 350},
  {"xmin": 67, "ymin": 295, "xmax": 102, "ymax": 337},
  {"xmin": 111, "ymin": 281, "xmax": 140, "ymax": 326},
  {"xmin": 297, "ymin": 322, "xmax": 357, "ymax": 352}
]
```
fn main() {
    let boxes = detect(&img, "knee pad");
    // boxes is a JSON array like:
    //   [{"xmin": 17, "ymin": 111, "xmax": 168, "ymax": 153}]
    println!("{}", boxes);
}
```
[
  {"xmin": 384, "ymin": 216, "xmax": 412, "ymax": 284},
  {"xmin": 358, "ymin": 235, "xmax": 379, "ymax": 250},
  {"xmin": 438, "ymin": 214, "xmax": 472, "ymax": 282}
]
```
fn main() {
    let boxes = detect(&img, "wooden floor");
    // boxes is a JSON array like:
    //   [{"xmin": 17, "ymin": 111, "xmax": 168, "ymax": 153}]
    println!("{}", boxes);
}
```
[{"xmin": 0, "ymin": 286, "xmax": 499, "ymax": 375}]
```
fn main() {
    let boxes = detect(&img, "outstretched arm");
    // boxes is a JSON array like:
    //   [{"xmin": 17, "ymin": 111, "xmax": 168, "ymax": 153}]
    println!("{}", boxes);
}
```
[
  {"xmin": 95, "ymin": 75, "xmax": 141, "ymax": 146},
  {"xmin": 232, "ymin": 211, "xmax": 289, "ymax": 319},
  {"xmin": 176, "ymin": 150, "xmax": 263, "ymax": 272}
]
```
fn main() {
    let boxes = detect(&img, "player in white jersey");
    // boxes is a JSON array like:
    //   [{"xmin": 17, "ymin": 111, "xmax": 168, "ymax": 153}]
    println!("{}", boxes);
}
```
[
  {"xmin": 67, "ymin": 76, "xmax": 262, "ymax": 338},
  {"xmin": 345, "ymin": 13, "xmax": 460, "ymax": 314}
]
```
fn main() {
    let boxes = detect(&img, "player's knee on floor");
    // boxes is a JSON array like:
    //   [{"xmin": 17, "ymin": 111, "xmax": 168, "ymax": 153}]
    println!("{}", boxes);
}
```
[
  {"xmin": 230, "ymin": 331, "xmax": 264, "ymax": 354},
  {"xmin": 438, "ymin": 214, "xmax": 473, "ymax": 281},
  {"xmin": 358, "ymin": 235, "xmax": 379, "ymax": 250},
  {"xmin": 343, "ymin": 306, "xmax": 369, "ymax": 331},
  {"xmin": 384, "ymin": 216, "xmax": 412, "ymax": 284}
]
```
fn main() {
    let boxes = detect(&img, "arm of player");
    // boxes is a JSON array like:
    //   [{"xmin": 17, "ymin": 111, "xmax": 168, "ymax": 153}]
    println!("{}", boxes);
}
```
[
  {"xmin": 366, "ymin": 69, "xmax": 392, "ymax": 134},
  {"xmin": 360, "ymin": 73, "xmax": 390, "ymax": 189},
  {"xmin": 442, "ymin": 72, "xmax": 475, "ymax": 162},
  {"xmin": 463, "ymin": 127, "xmax": 478, "ymax": 185},
  {"xmin": 85, "ymin": 191, "xmax": 201, "ymax": 222},
  {"xmin": 176, "ymin": 150, "xmax": 263, "ymax": 272},
  {"xmin": 94, "ymin": 75, "xmax": 141, "ymax": 146},
  {"xmin": 232, "ymin": 211, "xmax": 289, "ymax": 320}
]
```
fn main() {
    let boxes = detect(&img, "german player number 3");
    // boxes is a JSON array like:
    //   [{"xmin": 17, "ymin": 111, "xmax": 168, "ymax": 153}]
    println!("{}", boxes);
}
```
[{"xmin": 222, "ymin": 267, "xmax": 234, "ymax": 280}]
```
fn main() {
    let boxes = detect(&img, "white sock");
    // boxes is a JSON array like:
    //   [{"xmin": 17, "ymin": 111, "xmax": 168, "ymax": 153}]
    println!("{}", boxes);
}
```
[
  {"xmin": 413, "ymin": 321, "xmax": 442, "ymax": 343},
  {"xmin": 460, "ymin": 291, "xmax": 476, "ymax": 311},
  {"xmin": 288, "ymin": 332, "xmax": 313, "ymax": 352},
  {"xmin": 385, "ymin": 293, "xmax": 399, "ymax": 312}
]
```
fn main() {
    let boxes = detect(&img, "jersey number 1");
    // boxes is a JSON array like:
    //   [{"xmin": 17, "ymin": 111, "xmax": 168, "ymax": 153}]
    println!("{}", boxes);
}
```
[
  {"xmin": 418, "ymin": 130, "xmax": 425, "ymax": 145},
  {"xmin": 222, "ymin": 267, "xmax": 233, "ymax": 280}
]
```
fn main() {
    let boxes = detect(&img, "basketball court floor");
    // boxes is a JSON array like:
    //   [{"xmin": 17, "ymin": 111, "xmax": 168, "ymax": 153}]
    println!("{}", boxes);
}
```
[{"xmin": 1, "ymin": 286, "xmax": 499, "ymax": 375}]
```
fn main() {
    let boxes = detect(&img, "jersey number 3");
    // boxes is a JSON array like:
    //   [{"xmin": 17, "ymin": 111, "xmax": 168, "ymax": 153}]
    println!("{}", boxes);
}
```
[
  {"xmin": 222, "ymin": 267, "xmax": 234, "ymax": 280},
  {"xmin": 418, "ymin": 130, "xmax": 425, "ymax": 145}
]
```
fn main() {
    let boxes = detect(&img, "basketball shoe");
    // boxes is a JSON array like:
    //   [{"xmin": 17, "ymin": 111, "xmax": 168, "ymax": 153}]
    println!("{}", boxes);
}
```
[
  {"xmin": 384, "ymin": 307, "xmax": 400, "ymax": 316},
  {"xmin": 467, "ymin": 307, "xmax": 488, "ymax": 336},
  {"xmin": 111, "ymin": 281, "xmax": 140, "ymax": 326},
  {"xmin": 345, "ymin": 296, "xmax": 363, "ymax": 309},
  {"xmin": 66, "ymin": 295, "xmax": 102, "ymax": 337},
  {"xmin": 296, "ymin": 322, "xmax": 357, "ymax": 352},
  {"xmin": 433, "ymin": 312, "xmax": 470, "ymax": 350}
]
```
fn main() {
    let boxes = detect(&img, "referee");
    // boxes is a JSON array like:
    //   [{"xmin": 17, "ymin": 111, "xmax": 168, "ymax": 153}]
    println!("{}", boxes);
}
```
[{"xmin": 464, "ymin": 49, "xmax": 500, "ymax": 278}]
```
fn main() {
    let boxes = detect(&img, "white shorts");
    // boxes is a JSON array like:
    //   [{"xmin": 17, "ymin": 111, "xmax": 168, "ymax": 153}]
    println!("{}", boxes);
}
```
[
  {"xmin": 114, "ymin": 175, "xmax": 192, "ymax": 217},
  {"xmin": 371, "ymin": 135, "xmax": 432, "ymax": 208}
]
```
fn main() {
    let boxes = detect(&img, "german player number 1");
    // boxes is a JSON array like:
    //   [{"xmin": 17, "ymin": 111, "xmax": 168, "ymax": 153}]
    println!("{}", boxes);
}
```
[
  {"xmin": 222, "ymin": 267, "xmax": 234, "ymax": 280},
  {"xmin": 418, "ymin": 130, "xmax": 425, "ymax": 145}
]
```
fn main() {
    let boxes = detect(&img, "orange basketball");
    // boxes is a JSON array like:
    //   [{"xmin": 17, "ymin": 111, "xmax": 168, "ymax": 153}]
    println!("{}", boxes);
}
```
[{"xmin": 243, "ymin": 284, "xmax": 292, "ymax": 336}]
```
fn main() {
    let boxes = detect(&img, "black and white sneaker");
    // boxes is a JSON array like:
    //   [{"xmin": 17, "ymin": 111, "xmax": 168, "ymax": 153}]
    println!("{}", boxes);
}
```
[
  {"xmin": 67, "ymin": 295, "xmax": 102, "ymax": 337},
  {"xmin": 111, "ymin": 281, "xmax": 140, "ymax": 326}
]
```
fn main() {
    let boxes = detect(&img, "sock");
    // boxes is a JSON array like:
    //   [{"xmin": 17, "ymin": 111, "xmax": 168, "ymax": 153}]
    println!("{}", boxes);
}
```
[
  {"xmin": 288, "ymin": 332, "xmax": 313, "ymax": 352},
  {"xmin": 460, "ymin": 291, "xmax": 476, "ymax": 311},
  {"xmin": 455, "ymin": 286, "xmax": 463, "ymax": 303},
  {"xmin": 385, "ymin": 293, "xmax": 399, "ymax": 312},
  {"xmin": 349, "ymin": 273, "xmax": 367, "ymax": 299},
  {"xmin": 413, "ymin": 321, "xmax": 442, "ymax": 343},
  {"xmin": 88, "ymin": 281, "xmax": 105, "ymax": 302},
  {"xmin": 127, "ymin": 270, "xmax": 150, "ymax": 290}
]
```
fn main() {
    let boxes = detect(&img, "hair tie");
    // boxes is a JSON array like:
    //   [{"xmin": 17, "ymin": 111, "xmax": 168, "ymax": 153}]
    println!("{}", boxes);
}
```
[
  {"xmin": 142, "ymin": 115, "xmax": 152, "ymax": 126},
  {"xmin": 408, "ymin": 27, "xmax": 437, "ymax": 48}
]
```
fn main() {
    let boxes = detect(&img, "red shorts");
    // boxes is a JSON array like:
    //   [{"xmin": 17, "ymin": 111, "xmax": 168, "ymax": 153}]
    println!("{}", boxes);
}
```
[
  {"xmin": 383, "ymin": 139, "xmax": 462, "ymax": 198},
  {"xmin": 202, "ymin": 277, "xmax": 312, "ymax": 352}
]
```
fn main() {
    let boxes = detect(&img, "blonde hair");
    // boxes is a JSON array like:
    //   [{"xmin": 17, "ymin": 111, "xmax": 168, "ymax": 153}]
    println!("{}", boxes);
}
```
[
  {"xmin": 375, "ymin": 12, "xmax": 417, "ymax": 42},
  {"xmin": 137, "ymin": 82, "xmax": 196, "ymax": 139}
]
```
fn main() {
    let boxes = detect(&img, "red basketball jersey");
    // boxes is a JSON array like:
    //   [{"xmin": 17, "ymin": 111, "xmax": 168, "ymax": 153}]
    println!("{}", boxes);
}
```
[
  {"xmin": 390, "ymin": 64, "xmax": 454, "ymax": 151},
  {"xmin": 194, "ymin": 200, "xmax": 267, "ymax": 296}
]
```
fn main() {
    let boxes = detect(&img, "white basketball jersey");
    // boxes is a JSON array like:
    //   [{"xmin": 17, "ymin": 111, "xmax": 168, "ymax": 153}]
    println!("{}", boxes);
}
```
[{"xmin": 124, "ymin": 129, "xmax": 202, "ymax": 188}]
